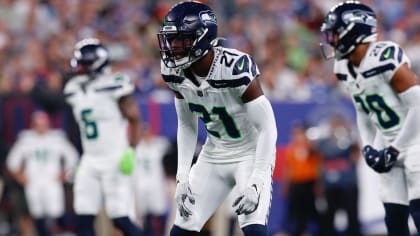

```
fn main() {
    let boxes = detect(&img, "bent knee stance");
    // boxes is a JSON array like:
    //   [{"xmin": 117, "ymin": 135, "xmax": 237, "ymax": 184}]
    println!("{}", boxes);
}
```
[
  {"xmin": 242, "ymin": 224, "xmax": 268, "ymax": 236},
  {"xmin": 384, "ymin": 203, "xmax": 410, "ymax": 236}
]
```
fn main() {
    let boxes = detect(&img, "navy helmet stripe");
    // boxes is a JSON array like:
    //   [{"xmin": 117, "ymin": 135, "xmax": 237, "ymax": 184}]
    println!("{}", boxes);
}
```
[
  {"xmin": 361, "ymin": 63, "xmax": 396, "ymax": 78},
  {"xmin": 207, "ymin": 77, "xmax": 251, "ymax": 88}
]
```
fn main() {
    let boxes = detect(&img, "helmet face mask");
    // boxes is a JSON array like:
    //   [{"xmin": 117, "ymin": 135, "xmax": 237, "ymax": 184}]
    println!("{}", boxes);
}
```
[
  {"xmin": 320, "ymin": 30, "xmax": 339, "ymax": 60},
  {"xmin": 158, "ymin": 1, "xmax": 217, "ymax": 69},
  {"xmin": 158, "ymin": 29, "xmax": 195, "ymax": 68},
  {"xmin": 320, "ymin": 1, "xmax": 377, "ymax": 60}
]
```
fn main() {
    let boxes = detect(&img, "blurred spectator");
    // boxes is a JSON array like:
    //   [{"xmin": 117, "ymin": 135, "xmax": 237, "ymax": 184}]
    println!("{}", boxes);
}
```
[
  {"xmin": 134, "ymin": 124, "xmax": 171, "ymax": 236},
  {"xmin": 283, "ymin": 123, "xmax": 322, "ymax": 236},
  {"xmin": 405, "ymin": 27, "xmax": 420, "ymax": 76},
  {"xmin": 6, "ymin": 111, "xmax": 78, "ymax": 236},
  {"xmin": 317, "ymin": 115, "xmax": 362, "ymax": 236}
]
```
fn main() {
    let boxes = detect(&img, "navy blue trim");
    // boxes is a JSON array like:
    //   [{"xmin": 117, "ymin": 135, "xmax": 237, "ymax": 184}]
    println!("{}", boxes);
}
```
[
  {"xmin": 397, "ymin": 47, "xmax": 403, "ymax": 63},
  {"xmin": 64, "ymin": 92, "xmax": 75, "ymax": 98},
  {"xmin": 347, "ymin": 61, "xmax": 357, "ymax": 78},
  {"xmin": 361, "ymin": 63, "xmax": 396, "ymax": 78},
  {"xmin": 162, "ymin": 74, "xmax": 184, "ymax": 84},
  {"xmin": 95, "ymin": 85, "xmax": 123, "ymax": 92},
  {"xmin": 250, "ymin": 57, "xmax": 257, "ymax": 77},
  {"xmin": 335, "ymin": 73, "xmax": 347, "ymax": 81},
  {"xmin": 207, "ymin": 77, "xmax": 251, "ymax": 88}
]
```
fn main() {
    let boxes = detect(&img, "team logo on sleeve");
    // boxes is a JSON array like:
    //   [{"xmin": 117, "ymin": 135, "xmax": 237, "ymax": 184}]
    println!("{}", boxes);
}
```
[
  {"xmin": 380, "ymin": 46, "xmax": 395, "ymax": 61},
  {"xmin": 232, "ymin": 56, "xmax": 249, "ymax": 75}
]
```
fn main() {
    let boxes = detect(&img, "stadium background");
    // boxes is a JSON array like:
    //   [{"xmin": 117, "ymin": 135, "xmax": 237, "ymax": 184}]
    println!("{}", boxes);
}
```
[{"xmin": 0, "ymin": 0, "xmax": 419, "ymax": 235}]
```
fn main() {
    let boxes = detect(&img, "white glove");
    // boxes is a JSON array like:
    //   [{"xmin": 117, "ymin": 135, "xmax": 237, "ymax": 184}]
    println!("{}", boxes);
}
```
[
  {"xmin": 233, "ymin": 179, "xmax": 262, "ymax": 215},
  {"xmin": 175, "ymin": 180, "xmax": 195, "ymax": 220}
]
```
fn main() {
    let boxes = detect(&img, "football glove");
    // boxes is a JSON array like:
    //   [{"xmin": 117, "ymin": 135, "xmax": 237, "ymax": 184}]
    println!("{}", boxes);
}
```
[
  {"xmin": 363, "ymin": 145, "xmax": 399, "ymax": 173},
  {"xmin": 233, "ymin": 177, "xmax": 262, "ymax": 215},
  {"xmin": 119, "ymin": 147, "xmax": 136, "ymax": 175},
  {"xmin": 175, "ymin": 180, "xmax": 195, "ymax": 220}
]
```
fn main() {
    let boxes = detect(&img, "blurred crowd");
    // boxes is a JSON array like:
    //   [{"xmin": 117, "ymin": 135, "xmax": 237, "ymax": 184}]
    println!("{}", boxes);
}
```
[
  {"xmin": 0, "ymin": 0, "xmax": 420, "ymax": 235},
  {"xmin": 0, "ymin": 0, "xmax": 419, "ymax": 103}
]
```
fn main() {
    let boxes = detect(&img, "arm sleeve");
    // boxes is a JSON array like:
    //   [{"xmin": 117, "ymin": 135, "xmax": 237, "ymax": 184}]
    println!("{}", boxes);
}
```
[
  {"xmin": 391, "ymin": 85, "xmax": 420, "ymax": 149},
  {"xmin": 244, "ymin": 95, "xmax": 277, "ymax": 184},
  {"xmin": 174, "ymin": 97, "xmax": 198, "ymax": 182}
]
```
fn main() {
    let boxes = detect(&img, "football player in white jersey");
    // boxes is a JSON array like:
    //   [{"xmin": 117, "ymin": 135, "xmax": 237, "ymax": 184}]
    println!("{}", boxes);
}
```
[
  {"xmin": 6, "ymin": 111, "xmax": 78, "ymax": 236},
  {"xmin": 134, "ymin": 124, "xmax": 171, "ymax": 236},
  {"xmin": 320, "ymin": 1, "xmax": 420, "ymax": 235},
  {"xmin": 157, "ymin": 2, "xmax": 278, "ymax": 236},
  {"xmin": 64, "ymin": 38, "xmax": 143, "ymax": 236}
]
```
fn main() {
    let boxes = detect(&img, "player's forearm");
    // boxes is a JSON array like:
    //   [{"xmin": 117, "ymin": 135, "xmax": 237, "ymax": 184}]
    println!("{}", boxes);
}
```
[
  {"xmin": 128, "ymin": 119, "xmax": 142, "ymax": 147},
  {"xmin": 356, "ymin": 111, "xmax": 376, "ymax": 147},
  {"xmin": 392, "ymin": 86, "xmax": 420, "ymax": 149},
  {"xmin": 118, "ymin": 95, "xmax": 143, "ymax": 147},
  {"xmin": 245, "ymin": 96, "xmax": 277, "ymax": 180},
  {"xmin": 175, "ymin": 97, "xmax": 198, "ymax": 181}
]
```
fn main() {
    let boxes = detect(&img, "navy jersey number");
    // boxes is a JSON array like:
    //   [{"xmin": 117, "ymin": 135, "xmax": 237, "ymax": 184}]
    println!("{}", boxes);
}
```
[
  {"xmin": 188, "ymin": 103, "xmax": 241, "ymax": 139},
  {"xmin": 354, "ymin": 94, "xmax": 400, "ymax": 129}
]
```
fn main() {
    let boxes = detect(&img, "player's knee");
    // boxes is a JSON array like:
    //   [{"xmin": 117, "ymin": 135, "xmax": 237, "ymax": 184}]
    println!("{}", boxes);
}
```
[
  {"xmin": 76, "ymin": 214, "xmax": 95, "ymax": 236},
  {"xmin": 409, "ymin": 199, "xmax": 420, "ymax": 227},
  {"xmin": 383, "ymin": 203, "xmax": 410, "ymax": 236},
  {"xmin": 112, "ymin": 217, "xmax": 142, "ymax": 236},
  {"xmin": 241, "ymin": 224, "xmax": 268, "ymax": 236},
  {"xmin": 170, "ymin": 225, "xmax": 199, "ymax": 236}
]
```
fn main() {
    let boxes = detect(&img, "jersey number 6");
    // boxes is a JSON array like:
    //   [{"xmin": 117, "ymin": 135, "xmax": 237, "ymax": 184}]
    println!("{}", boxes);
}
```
[{"xmin": 80, "ymin": 109, "xmax": 99, "ymax": 140}]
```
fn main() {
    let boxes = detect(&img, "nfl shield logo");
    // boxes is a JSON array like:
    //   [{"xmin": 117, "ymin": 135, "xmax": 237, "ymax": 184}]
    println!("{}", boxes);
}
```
[{"xmin": 197, "ymin": 90, "xmax": 203, "ymax": 97}]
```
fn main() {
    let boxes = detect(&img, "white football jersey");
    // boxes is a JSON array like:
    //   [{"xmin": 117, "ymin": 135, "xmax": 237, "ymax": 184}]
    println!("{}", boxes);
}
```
[
  {"xmin": 6, "ymin": 130, "xmax": 78, "ymax": 183},
  {"xmin": 64, "ymin": 72, "xmax": 134, "ymax": 158},
  {"xmin": 136, "ymin": 136, "xmax": 170, "ymax": 181},
  {"xmin": 334, "ymin": 41, "xmax": 411, "ymax": 145},
  {"xmin": 161, "ymin": 46, "xmax": 261, "ymax": 163}
]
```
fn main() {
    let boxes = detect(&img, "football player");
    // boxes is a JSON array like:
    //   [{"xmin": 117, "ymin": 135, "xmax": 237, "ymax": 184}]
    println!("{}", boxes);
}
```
[
  {"xmin": 64, "ymin": 38, "xmax": 143, "ymax": 236},
  {"xmin": 320, "ymin": 1, "xmax": 420, "ymax": 235},
  {"xmin": 6, "ymin": 111, "xmax": 78, "ymax": 236},
  {"xmin": 134, "ymin": 124, "xmax": 171, "ymax": 236},
  {"xmin": 157, "ymin": 2, "xmax": 278, "ymax": 236}
]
